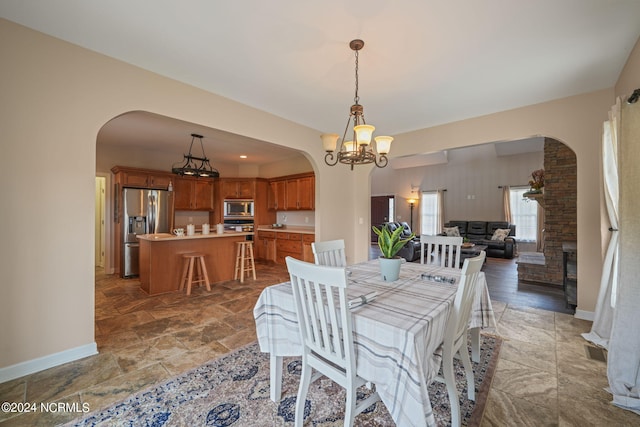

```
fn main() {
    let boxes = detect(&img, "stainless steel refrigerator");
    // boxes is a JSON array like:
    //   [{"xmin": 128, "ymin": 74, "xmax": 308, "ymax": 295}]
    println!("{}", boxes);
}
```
[{"xmin": 122, "ymin": 188, "xmax": 171, "ymax": 277}]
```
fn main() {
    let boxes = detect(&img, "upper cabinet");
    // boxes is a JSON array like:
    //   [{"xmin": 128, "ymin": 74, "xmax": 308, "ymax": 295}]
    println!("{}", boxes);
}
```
[
  {"xmin": 287, "ymin": 175, "xmax": 314, "ymax": 210},
  {"xmin": 111, "ymin": 166, "xmax": 173, "ymax": 190},
  {"xmin": 221, "ymin": 179, "xmax": 255, "ymax": 199},
  {"xmin": 268, "ymin": 180, "xmax": 286, "ymax": 210},
  {"xmin": 174, "ymin": 177, "xmax": 214, "ymax": 211},
  {"xmin": 269, "ymin": 173, "xmax": 315, "ymax": 211}
]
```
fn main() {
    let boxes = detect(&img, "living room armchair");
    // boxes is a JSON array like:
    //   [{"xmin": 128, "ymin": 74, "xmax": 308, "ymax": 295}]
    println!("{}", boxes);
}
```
[{"xmin": 381, "ymin": 221, "xmax": 422, "ymax": 262}]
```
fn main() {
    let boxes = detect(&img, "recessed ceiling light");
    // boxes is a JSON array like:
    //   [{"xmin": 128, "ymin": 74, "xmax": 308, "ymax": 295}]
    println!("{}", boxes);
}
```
[{"xmin": 240, "ymin": 155, "xmax": 247, "ymax": 159}]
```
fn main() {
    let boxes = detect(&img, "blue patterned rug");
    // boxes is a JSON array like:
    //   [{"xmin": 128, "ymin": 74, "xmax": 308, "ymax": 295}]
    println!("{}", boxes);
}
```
[{"xmin": 65, "ymin": 335, "xmax": 501, "ymax": 426}]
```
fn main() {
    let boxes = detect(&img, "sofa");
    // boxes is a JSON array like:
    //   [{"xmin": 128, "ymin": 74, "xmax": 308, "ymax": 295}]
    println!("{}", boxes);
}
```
[
  {"xmin": 380, "ymin": 221, "xmax": 422, "ymax": 262},
  {"xmin": 443, "ymin": 221, "xmax": 517, "ymax": 259}
]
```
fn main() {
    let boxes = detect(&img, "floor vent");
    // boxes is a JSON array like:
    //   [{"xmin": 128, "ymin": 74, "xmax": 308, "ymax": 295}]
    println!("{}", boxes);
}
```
[{"xmin": 584, "ymin": 345, "xmax": 608, "ymax": 362}]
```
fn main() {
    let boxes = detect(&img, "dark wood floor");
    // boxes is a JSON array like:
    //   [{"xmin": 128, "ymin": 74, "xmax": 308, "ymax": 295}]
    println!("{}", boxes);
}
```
[
  {"xmin": 480, "ymin": 256, "xmax": 574, "ymax": 314},
  {"xmin": 369, "ymin": 245, "xmax": 574, "ymax": 315}
]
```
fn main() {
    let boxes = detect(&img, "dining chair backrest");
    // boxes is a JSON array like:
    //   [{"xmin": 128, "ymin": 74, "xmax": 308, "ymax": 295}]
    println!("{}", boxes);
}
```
[
  {"xmin": 448, "ymin": 250, "xmax": 486, "ymax": 347},
  {"xmin": 312, "ymin": 239, "xmax": 347, "ymax": 267},
  {"xmin": 286, "ymin": 256, "xmax": 355, "ymax": 377},
  {"xmin": 420, "ymin": 235, "xmax": 463, "ymax": 268},
  {"xmin": 437, "ymin": 250, "xmax": 486, "ymax": 427},
  {"xmin": 286, "ymin": 256, "xmax": 382, "ymax": 426}
]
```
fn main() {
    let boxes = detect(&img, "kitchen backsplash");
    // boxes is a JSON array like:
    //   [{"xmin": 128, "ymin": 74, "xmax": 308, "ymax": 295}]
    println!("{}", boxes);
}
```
[
  {"xmin": 276, "ymin": 210, "xmax": 315, "ymax": 227},
  {"xmin": 174, "ymin": 210, "xmax": 315, "ymax": 228},
  {"xmin": 175, "ymin": 210, "xmax": 210, "ymax": 228}
]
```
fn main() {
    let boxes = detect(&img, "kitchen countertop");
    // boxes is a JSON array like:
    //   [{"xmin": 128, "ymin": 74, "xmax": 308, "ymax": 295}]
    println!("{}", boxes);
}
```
[
  {"xmin": 137, "ymin": 231, "xmax": 254, "ymax": 241},
  {"xmin": 255, "ymin": 225, "xmax": 315, "ymax": 234}
]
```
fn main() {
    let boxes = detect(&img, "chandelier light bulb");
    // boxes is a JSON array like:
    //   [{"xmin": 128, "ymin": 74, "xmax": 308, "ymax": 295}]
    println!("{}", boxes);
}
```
[
  {"xmin": 374, "ymin": 136, "xmax": 393, "ymax": 155},
  {"xmin": 354, "ymin": 124, "xmax": 375, "ymax": 145},
  {"xmin": 342, "ymin": 140, "xmax": 356, "ymax": 153},
  {"xmin": 321, "ymin": 133, "xmax": 340, "ymax": 152}
]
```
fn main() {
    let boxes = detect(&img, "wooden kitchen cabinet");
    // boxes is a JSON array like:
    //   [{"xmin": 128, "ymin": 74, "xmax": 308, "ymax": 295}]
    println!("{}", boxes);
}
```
[
  {"xmin": 174, "ymin": 177, "xmax": 214, "ymax": 210},
  {"xmin": 256, "ymin": 230, "xmax": 277, "ymax": 262},
  {"xmin": 268, "ymin": 180, "xmax": 286, "ymax": 210},
  {"xmin": 285, "ymin": 175, "xmax": 314, "ymax": 210},
  {"xmin": 302, "ymin": 234, "xmax": 314, "ymax": 262},
  {"xmin": 256, "ymin": 230, "xmax": 313, "ymax": 264},
  {"xmin": 221, "ymin": 179, "xmax": 254, "ymax": 199},
  {"xmin": 276, "ymin": 232, "xmax": 303, "ymax": 264},
  {"xmin": 268, "ymin": 173, "xmax": 314, "ymax": 211},
  {"xmin": 111, "ymin": 166, "xmax": 174, "ymax": 190},
  {"xmin": 297, "ymin": 176, "xmax": 314, "ymax": 210}
]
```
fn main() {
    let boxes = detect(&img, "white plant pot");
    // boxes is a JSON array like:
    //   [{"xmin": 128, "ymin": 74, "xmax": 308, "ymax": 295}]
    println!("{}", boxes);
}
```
[{"xmin": 379, "ymin": 256, "xmax": 402, "ymax": 282}]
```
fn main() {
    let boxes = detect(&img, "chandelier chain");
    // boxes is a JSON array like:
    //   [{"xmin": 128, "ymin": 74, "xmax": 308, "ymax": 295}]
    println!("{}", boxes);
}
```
[{"xmin": 354, "ymin": 49, "xmax": 359, "ymax": 105}]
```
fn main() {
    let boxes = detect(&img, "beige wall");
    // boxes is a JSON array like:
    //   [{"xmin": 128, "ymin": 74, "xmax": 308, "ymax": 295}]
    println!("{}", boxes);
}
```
[
  {"xmin": 0, "ymin": 19, "xmax": 353, "ymax": 372},
  {"xmin": 1, "ymin": 18, "xmax": 634, "ymax": 375},
  {"xmin": 259, "ymin": 154, "xmax": 314, "ymax": 178}
]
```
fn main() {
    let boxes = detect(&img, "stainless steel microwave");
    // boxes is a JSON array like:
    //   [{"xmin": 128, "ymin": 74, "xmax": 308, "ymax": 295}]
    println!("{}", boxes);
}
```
[{"xmin": 223, "ymin": 199, "xmax": 254, "ymax": 218}]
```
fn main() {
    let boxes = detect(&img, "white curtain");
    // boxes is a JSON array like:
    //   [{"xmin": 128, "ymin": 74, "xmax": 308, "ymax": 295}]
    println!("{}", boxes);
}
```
[
  {"xmin": 582, "ymin": 99, "xmax": 621, "ymax": 349},
  {"xmin": 607, "ymin": 94, "xmax": 640, "ymax": 415},
  {"xmin": 436, "ymin": 190, "xmax": 445, "ymax": 234}
]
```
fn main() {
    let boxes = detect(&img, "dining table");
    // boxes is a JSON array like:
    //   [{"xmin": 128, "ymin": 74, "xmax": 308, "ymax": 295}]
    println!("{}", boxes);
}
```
[{"xmin": 253, "ymin": 259, "xmax": 496, "ymax": 427}]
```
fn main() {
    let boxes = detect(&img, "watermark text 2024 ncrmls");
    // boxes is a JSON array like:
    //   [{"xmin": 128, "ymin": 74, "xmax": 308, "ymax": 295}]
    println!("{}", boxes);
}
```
[{"xmin": 1, "ymin": 401, "xmax": 90, "ymax": 413}]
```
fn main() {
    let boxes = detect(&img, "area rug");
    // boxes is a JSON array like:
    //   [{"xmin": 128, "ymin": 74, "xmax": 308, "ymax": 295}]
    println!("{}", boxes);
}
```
[{"xmin": 66, "ymin": 335, "xmax": 501, "ymax": 426}]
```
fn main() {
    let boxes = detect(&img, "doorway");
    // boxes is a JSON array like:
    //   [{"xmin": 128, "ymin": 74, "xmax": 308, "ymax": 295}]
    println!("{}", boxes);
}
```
[{"xmin": 370, "ymin": 195, "xmax": 394, "ymax": 242}]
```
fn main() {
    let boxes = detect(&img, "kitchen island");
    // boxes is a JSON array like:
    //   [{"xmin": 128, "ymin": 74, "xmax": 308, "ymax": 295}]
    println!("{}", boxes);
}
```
[{"xmin": 137, "ymin": 231, "xmax": 253, "ymax": 295}]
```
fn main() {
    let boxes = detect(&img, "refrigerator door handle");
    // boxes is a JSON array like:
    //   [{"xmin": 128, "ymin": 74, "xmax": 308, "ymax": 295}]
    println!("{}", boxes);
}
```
[{"xmin": 148, "ymin": 192, "xmax": 156, "ymax": 234}]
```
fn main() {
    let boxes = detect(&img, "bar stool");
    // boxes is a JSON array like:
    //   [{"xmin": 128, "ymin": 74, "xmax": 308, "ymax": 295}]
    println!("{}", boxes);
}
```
[
  {"xmin": 179, "ymin": 253, "xmax": 211, "ymax": 295},
  {"xmin": 234, "ymin": 241, "xmax": 256, "ymax": 283}
]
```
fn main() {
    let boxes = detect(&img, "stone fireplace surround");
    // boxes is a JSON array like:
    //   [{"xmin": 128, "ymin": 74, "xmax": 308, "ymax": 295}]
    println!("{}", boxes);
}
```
[{"xmin": 517, "ymin": 138, "xmax": 577, "ymax": 287}]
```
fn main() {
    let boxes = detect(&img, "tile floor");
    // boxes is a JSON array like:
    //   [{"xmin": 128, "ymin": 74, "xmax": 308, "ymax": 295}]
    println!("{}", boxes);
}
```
[{"xmin": 0, "ymin": 260, "xmax": 638, "ymax": 426}]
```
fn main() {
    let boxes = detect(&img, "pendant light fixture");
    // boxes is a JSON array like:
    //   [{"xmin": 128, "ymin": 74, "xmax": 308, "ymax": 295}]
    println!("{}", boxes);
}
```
[
  {"xmin": 321, "ymin": 39, "xmax": 393, "ymax": 170},
  {"xmin": 172, "ymin": 133, "xmax": 220, "ymax": 178}
]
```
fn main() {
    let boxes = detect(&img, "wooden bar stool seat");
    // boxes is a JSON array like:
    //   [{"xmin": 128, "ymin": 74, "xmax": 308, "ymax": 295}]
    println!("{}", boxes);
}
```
[
  {"xmin": 234, "ymin": 241, "xmax": 256, "ymax": 283},
  {"xmin": 179, "ymin": 252, "xmax": 211, "ymax": 295}
]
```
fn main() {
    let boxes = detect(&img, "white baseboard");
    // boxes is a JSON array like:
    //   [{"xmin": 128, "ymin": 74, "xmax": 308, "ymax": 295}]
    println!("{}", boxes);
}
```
[
  {"xmin": 0, "ymin": 342, "xmax": 98, "ymax": 383},
  {"xmin": 574, "ymin": 309, "xmax": 595, "ymax": 321}
]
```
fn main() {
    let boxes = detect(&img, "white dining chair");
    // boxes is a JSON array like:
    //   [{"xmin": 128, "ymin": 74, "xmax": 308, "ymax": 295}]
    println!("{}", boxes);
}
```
[
  {"xmin": 432, "ymin": 250, "xmax": 486, "ymax": 427},
  {"xmin": 312, "ymin": 239, "xmax": 347, "ymax": 267},
  {"xmin": 285, "ymin": 256, "xmax": 381, "ymax": 427},
  {"xmin": 420, "ymin": 235, "xmax": 463, "ymax": 269}
]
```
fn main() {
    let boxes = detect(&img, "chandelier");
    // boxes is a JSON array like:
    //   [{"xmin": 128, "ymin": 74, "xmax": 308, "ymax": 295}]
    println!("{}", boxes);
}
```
[
  {"xmin": 321, "ymin": 39, "xmax": 393, "ymax": 170},
  {"xmin": 172, "ymin": 133, "xmax": 220, "ymax": 178}
]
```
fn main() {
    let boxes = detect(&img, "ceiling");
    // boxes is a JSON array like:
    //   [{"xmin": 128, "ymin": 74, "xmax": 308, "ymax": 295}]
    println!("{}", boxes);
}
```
[
  {"xmin": 2, "ymin": 1, "xmax": 639, "ymax": 166},
  {"xmin": 98, "ymin": 111, "xmax": 303, "ymax": 165}
]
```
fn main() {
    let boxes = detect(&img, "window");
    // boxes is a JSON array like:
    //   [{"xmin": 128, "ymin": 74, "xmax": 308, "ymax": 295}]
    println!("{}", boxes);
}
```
[
  {"xmin": 420, "ymin": 191, "xmax": 439, "ymax": 235},
  {"xmin": 509, "ymin": 186, "xmax": 538, "ymax": 241}
]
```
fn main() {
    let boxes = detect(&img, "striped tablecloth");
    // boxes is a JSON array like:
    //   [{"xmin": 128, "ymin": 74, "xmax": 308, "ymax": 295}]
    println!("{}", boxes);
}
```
[{"xmin": 253, "ymin": 259, "xmax": 496, "ymax": 427}]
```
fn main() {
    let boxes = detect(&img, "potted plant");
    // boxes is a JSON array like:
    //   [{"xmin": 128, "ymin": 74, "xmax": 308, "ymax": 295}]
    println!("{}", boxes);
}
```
[
  {"xmin": 372, "ymin": 224, "xmax": 416, "ymax": 281},
  {"xmin": 526, "ymin": 168, "xmax": 545, "ymax": 194}
]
